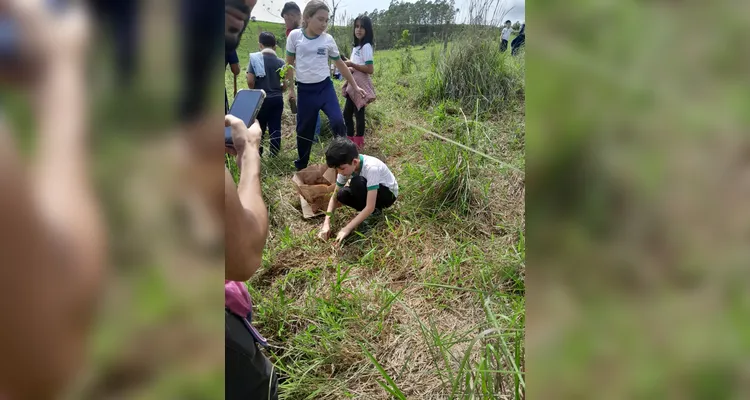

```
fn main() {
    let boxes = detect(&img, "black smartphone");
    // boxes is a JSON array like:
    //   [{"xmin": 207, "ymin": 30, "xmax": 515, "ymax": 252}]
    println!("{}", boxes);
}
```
[{"xmin": 225, "ymin": 89, "xmax": 266, "ymax": 147}]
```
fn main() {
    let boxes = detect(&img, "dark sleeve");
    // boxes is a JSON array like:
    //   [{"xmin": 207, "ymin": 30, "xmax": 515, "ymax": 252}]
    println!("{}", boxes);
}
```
[
  {"xmin": 227, "ymin": 50, "xmax": 240, "ymax": 65},
  {"xmin": 179, "ymin": 0, "xmax": 223, "ymax": 122}
]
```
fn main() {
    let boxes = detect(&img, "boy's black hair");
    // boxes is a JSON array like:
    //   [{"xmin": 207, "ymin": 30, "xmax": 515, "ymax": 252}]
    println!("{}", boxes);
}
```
[
  {"xmin": 505, "ymin": 20, "xmax": 511, "ymax": 24},
  {"xmin": 259, "ymin": 32, "xmax": 277, "ymax": 48},
  {"xmin": 326, "ymin": 138, "xmax": 359, "ymax": 168},
  {"xmin": 352, "ymin": 15, "xmax": 375, "ymax": 47},
  {"xmin": 281, "ymin": 2, "xmax": 301, "ymax": 17}
]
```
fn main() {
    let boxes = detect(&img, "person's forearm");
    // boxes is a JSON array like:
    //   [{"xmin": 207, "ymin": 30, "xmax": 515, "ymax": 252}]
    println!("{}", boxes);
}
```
[
  {"xmin": 287, "ymin": 70, "xmax": 295, "ymax": 93},
  {"xmin": 225, "ymin": 135, "xmax": 268, "ymax": 281},
  {"xmin": 34, "ymin": 54, "xmax": 105, "ymax": 288},
  {"xmin": 352, "ymin": 64, "xmax": 374, "ymax": 74},
  {"xmin": 323, "ymin": 189, "xmax": 339, "ymax": 226},
  {"xmin": 336, "ymin": 59, "xmax": 357, "ymax": 87},
  {"xmin": 237, "ymin": 139, "xmax": 267, "ymax": 231},
  {"xmin": 32, "ymin": 52, "xmax": 105, "ymax": 362},
  {"xmin": 37, "ymin": 58, "xmax": 86, "ymax": 171},
  {"xmin": 285, "ymin": 57, "xmax": 296, "ymax": 90},
  {"xmin": 225, "ymin": 167, "xmax": 266, "ymax": 281}
]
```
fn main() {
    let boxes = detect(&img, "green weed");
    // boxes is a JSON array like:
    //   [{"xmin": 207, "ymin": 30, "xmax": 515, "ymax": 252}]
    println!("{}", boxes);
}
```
[{"xmin": 422, "ymin": 34, "xmax": 525, "ymax": 115}]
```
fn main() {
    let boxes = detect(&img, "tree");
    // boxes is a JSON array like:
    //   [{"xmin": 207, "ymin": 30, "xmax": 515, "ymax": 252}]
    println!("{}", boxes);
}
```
[
  {"xmin": 512, "ymin": 21, "xmax": 521, "ymax": 31},
  {"xmin": 327, "ymin": 0, "xmax": 343, "ymax": 28},
  {"xmin": 365, "ymin": 0, "xmax": 461, "ymax": 49}
]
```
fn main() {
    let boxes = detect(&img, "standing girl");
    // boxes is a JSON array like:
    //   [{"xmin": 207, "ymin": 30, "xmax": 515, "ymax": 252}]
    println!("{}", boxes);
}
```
[
  {"xmin": 286, "ymin": 0, "xmax": 366, "ymax": 171},
  {"xmin": 343, "ymin": 15, "xmax": 376, "ymax": 149}
]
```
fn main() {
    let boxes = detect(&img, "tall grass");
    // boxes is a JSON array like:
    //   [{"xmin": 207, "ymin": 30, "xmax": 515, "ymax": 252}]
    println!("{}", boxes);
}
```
[
  {"xmin": 405, "ymin": 100, "xmax": 515, "ymax": 222},
  {"xmin": 406, "ymin": 142, "xmax": 476, "ymax": 216},
  {"xmin": 422, "ymin": 35, "xmax": 525, "ymax": 115},
  {"xmin": 411, "ymin": 295, "xmax": 525, "ymax": 399}
]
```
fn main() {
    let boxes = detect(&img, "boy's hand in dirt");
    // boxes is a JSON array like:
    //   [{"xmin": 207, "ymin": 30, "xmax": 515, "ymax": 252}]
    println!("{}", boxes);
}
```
[
  {"xmin": 317, "ymin": 226, "xmax": 331, "ymax": 241},
  {"xmin": 334, "ymin": 228, "xmax": 351, "ymax": 245},
  {"xmin": 288, "ymin": 89, "xmax": 296, "ymax": 103}
]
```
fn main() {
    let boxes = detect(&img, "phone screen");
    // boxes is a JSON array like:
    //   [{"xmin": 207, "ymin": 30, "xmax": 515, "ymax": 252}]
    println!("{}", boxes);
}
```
[{"xmin": 225, "ymin": 89, "xmax": 266, "ymax": 146}]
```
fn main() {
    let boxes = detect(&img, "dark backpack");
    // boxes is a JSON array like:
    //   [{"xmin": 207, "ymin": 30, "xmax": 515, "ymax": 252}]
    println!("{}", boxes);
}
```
[{"xmin": 225, "ymin": 309, "xmax": 279, "ymax": 399}]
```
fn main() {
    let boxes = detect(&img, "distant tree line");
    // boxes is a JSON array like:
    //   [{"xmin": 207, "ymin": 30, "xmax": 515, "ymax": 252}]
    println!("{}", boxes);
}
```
[
  {"xmin": 331, "ymin": 0, "xmax": 506, "ymax": 50},
  {"xmin": 367, "ymin": 0, "xmax": 459, "ymax": 25}
]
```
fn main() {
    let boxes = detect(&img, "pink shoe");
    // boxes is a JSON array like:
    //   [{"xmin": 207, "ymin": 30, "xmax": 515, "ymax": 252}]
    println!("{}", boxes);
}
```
[{"xmin": 353, "ymin": 136, "xmax": 364, "ymax": 149}]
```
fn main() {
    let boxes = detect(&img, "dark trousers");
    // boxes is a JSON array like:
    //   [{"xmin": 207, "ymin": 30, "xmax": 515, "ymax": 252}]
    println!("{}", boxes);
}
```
[
  {"xmin": 500, "ymin": 39, "xmax": 509, "ymax": 52},
  {"xmin": 343, "ymin": 97, "xmax": 366, "ymax": 137},
  {"xmin": 257, "ymin": 96, "xmax": 284, "ymax": 156},
  {"xmin": 511, "ymin": 35, "xmax": 525, "ymax": 56},
  {"xmin": 295, "ymin": 78, "xmax": 346, "ymax": 170},
  {"xmin": 92, "ymin": 0, "xmax": 139, "ymax": 86},
  {"xmin": 225, "ymin": 311, "xmax": 278, "ymax": 400},
  {"xmin": 337, "ymin": 176, "xmax": 396, "ymax": 212},
  {"xmin": 178, "ymin": 0, "xmax": 222, "ymax": 120}
]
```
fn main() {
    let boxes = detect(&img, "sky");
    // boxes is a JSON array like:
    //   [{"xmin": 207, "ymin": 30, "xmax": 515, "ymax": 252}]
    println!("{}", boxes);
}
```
[{"xmin": 251, "ymin": 0, "xmax": 525, "ymax": 25}]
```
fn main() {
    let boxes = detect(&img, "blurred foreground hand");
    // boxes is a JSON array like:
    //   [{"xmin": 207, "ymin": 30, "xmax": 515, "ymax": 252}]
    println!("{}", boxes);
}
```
[{"xmin": 0, "ymin": 1, "xmax": 106, "ymax": 398}]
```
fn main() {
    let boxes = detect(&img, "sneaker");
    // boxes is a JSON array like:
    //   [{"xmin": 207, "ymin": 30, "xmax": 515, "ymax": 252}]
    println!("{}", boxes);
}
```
[
  {"xmin": 357, "ymin": 219, "xmax": 372, "ymax": 235},
  {"xmin": 357, "ymin": 210, "xmax": 382, "ymax": 235}
]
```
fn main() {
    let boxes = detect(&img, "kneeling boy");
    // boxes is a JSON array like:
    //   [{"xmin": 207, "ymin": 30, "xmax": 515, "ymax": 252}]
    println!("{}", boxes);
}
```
[{"xmin": 318, "ymin": 138, "xmax": 399, "ymax": 244}]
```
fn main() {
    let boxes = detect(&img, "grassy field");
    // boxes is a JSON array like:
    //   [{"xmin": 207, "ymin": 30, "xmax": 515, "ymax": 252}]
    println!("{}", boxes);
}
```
[{"xmin": 226, "ymin": 21, "xmax": 526, "ymax": 399}]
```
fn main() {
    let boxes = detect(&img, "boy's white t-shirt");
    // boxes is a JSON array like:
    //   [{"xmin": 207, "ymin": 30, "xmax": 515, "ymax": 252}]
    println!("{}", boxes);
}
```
[
  {"xmin": 350, "ymin": 43, "xmax": 374, "ymax": 66},
  {"xmin": 336, "ymin": 154, "xmax": 399, "ymax": 197},
  {"xmin": 501, "ymin": 27, "xmax": 512, "ymax": 40},
  {"xmin": 286, "ymin": 29, "xmax": 341, "ymax": 84}
]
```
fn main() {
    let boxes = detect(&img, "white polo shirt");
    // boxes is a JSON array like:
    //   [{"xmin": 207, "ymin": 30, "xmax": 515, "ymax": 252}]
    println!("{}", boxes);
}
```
[
  {"xmin": 350, "ymin": 43, "xmax": 374, "ymax": 66},
  {"xmin": 337, "ymin": 154, "xmax": 399, "ymax": 197},
  {"xmin": 286, "ymin": 28, "xmax": 341, "ymax": 84},
  {"xmin": 501, "ymin": 27, "xmax": 512, "ymax": 41}
]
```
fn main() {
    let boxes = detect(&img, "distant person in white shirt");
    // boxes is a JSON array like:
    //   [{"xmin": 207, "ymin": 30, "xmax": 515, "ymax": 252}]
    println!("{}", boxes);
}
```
[
  {"xmin": 501, "ymin": 20, "xmax": 512, "ymax": 52},
  {"xmin": 343, "ymin": 15, "xmax": 377, "ymax": 150}
]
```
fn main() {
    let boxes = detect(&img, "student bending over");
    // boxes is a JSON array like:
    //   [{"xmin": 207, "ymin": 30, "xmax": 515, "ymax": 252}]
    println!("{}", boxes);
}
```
[{"xmin": 318, "ymin": 138, "xmax": 399, "ymax": 244}]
